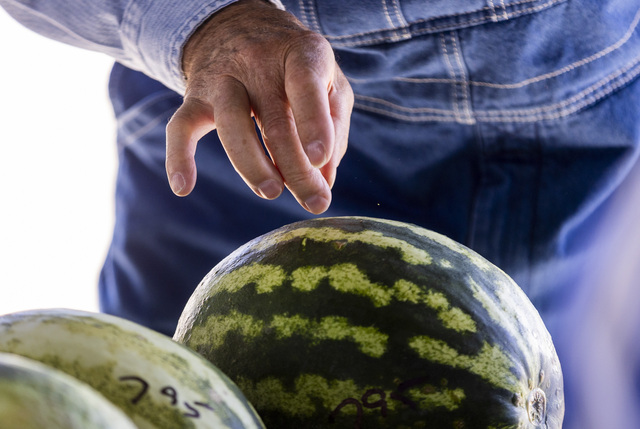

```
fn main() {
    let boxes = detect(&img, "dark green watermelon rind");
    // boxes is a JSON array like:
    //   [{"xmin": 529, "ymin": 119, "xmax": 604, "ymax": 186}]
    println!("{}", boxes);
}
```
[{"xmin": 175, "ymin": 217, "xmax": 564, "ymax": 428}]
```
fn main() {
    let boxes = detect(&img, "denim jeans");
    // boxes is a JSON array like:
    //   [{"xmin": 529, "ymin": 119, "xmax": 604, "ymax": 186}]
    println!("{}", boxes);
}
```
[{"xmin": 103, "ymin": 1, "xmax": 640, "ymax": 427}]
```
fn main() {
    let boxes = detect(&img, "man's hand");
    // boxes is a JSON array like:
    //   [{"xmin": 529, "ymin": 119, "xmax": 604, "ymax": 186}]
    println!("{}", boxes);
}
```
[{"xmin": 166, "ymin": 0, "xmax": 353, "ymax": 214}]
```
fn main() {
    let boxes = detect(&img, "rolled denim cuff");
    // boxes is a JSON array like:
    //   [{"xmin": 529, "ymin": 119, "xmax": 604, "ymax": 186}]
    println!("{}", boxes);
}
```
[{"xmin": 122, "ymin": 0, "xmax": 285, "ymax": 94}]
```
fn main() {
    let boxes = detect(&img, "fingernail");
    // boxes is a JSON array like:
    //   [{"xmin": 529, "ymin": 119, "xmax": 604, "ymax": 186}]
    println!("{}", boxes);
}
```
[
  {"xmin": 304, "ymin": 195, "xmax": 330, "ymax": 214},
  {"xmin": 258, "ymin": 179, "xmax": 283, "ymax": 200},
  {"xmin": 306, "ymin": 141, "xmax": 326, "ymax": 167},
  {"xmin": 170, "ymin": 172, "xmax": 186, "ymax": 195}
]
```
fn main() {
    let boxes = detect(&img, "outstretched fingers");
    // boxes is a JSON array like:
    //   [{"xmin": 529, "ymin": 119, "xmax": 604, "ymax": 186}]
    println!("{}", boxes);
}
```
[{"xmin": 166, "ymin": 77, "xmax": 287, "ymax": 200}]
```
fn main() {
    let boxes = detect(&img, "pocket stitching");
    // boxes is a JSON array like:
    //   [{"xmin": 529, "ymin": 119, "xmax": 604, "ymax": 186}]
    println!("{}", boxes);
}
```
[
  {"xmin": 325, "ymin": 0, "xmax": 566, "ymax": 47},
  {"xmin": 488, "ymin": 0, "xmax": 510, "ymax": 22},
  {"xmin": 388, "ymin": 7, "xmax": 640, "ymax": 91},
  {"xmin": 351, "ymin": 55, "xmax": 640, "ymax": 123}
]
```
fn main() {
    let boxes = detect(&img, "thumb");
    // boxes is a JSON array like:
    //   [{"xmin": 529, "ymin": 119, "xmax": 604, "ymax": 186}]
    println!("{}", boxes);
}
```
[{"xmin": 165, "ymin": 97, "xmax": 216, "ymax": 196}]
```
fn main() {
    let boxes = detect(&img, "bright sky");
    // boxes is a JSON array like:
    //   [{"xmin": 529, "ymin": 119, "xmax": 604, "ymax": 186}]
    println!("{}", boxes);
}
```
[{"xmin": 0, "ymin": 8, "xmax": 115, "ymax": 315}]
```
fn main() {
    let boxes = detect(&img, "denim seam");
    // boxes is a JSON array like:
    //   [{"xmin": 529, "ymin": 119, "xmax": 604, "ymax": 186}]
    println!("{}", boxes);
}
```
[
  {"xmin": 382, "ymin": 0, "xmax": 395, "ymax": 27},
  {"xmin": 353, "ymin": 104, "xmax": 456, "ymax": 122},
  {"xmin": 390, "ymin": 0, "xmax": 408, "ymax": 28},
  {"xmin": 352, "ymin": 53, "xmax": 640, "ymax": 123},
  {"xmin": 487, "ymin": 0, "xmax": 500, "ymax": 22},
  {"xmin": 440, "ymin": 33, "xmax": 461, "ymax": 122},
  {"xmin": 477, "ymin": 54, "xmax": 640, "ymax": 119},
  {"xmin": 451, "ymin": 32, "xmax": 474, "ymax": 124},
  {"xmin": 470, "ymin": 7, "xmax": 640, "ymax": 90},
  {"xmin": 119, "ymin": 106, "xmax": 177, "ymax": 149},
  {"xmin": 347, "ymin": 5, "xmax": 640, "ymax": 105},
  {"xmin": 332, "ymin": 0, "xmax": 544, "ymax": 38},
  {"xmin": 500, "ymin": 0, "xmax": 510, "ymax": 20},
  {"xmin": 353, "ymin": 94, "xmax": 458, "ymax": 122},
  {"xmin": 379, "ymin": 0, "xmax": 411, "ymax": 42},
  {"xmin": 325, "ymin": 0, "xmax": 564, "ymax": 46},
  {"xmin": 298, "ymin": 0, "xmax": 322, "ymax": 33},
  {"xmin": 480, "ymin": 63, "xmax": 640, "ymax": 122},
  {"xmin": 120, "ymin": 0, "xmax": 149, "ymax": 69},
  {"xmin": 440, "ymin": 32, "xmax": 475, "ymax": 124},
  {"xmin": 116, "ymin": 92, "xmax": 178, "ymax": 126},
  {"xmin": 383, "ymin": 0, "xmax": 409, "ymax": 29},
  {"xmin": 487, "ymin": 0, "xmax": 510, "ymax": 22},
  {"xmin": 116, "ymin": 92, "xmax": 180, "ymax": 148},
  {"xmin": 354, "ymin": 94, "xmax": 453, "ymax": 115}
]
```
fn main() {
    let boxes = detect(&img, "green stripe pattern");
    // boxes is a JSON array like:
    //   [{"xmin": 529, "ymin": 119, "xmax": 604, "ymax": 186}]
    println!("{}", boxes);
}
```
[{"xmin": 176, "ymin": 217, "xmax": 560, "ymax": 428}]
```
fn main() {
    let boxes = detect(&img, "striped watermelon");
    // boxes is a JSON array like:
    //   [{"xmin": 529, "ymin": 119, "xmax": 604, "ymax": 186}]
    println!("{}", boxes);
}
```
[
  {"xmin": 174, "ymin": 216, "xmax": 564, "ymax": 428},
  {"xmin": 0, "ymin": 308, "xmax": 265, "ymax": 429},
  {"xmin": 0, "ymin": 352, "xmax": 137, "ymax": 429}
]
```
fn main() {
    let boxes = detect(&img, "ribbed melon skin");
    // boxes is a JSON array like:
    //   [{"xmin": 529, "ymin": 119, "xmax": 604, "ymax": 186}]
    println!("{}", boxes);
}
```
[
  {"xmin": 174, "ymin": 217, "xmax": 564, "ymax": 429},
  {"xmin": 0, "ymin": 309, "xmax": 265, "ymax": 429},
  {"xmin": 0, "ymin": 352, "xmax": 137, "ymax": 429}
]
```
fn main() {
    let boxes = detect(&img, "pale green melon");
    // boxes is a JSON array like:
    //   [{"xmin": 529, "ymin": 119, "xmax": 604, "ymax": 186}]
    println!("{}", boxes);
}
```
[
  {"xmin": 0, "ymin": 308, "xmax": 265, "ymax": 429},
  {"xmin": 0, "ymin": 352, "xmax": 137, "ymax": 429}
]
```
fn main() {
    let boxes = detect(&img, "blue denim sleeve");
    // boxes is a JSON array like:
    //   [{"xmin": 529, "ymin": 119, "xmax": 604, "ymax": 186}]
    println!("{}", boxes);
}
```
[{"xmin": 0, "ymin": 0, "xmax": 285, "ymax": 93}]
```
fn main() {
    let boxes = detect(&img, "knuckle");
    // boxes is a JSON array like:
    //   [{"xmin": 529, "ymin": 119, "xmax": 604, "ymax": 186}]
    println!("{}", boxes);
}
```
[
  {"xmin": 260, "ymin": 113, "xmax": 297, "ymax": 142},
  {"xmin": 284, "ymin": 167, "xmax": 318, "ymax": 191},
  {"xmin": 297, "ymin": 30, "xmax": 332, "ymax": 49},
  {"xmin": 286, "ymin": 32, "xmax": 334, "ymax": 72},
  {"xmin": 168, "ymin": 97, "xmax": 212, "ymax": 127},
  {"xmin": 333, "ymin": 72, "xmax": 355, "ymax": 107}
]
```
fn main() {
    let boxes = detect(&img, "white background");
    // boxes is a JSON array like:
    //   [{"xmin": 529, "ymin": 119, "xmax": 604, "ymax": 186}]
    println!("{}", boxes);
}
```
[{"xmin": 0, "ymin": 8, "xmax": 116, "ymax": 315}]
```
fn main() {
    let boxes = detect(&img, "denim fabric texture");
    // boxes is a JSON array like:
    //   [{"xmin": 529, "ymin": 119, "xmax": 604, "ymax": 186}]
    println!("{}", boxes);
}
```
[{"xmin": 3, "ymin": 0, "xmax": 638, "ymax": 427}]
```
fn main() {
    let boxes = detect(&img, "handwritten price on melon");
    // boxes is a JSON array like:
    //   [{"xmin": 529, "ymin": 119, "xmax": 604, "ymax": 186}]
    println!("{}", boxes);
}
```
[
  {"xmin": 118, "ymin": 375, "xmax": 215, "ymax": 418},
  {"xmin": 329, "ymin": 377, "xmax": 429, "ymax": 428}
]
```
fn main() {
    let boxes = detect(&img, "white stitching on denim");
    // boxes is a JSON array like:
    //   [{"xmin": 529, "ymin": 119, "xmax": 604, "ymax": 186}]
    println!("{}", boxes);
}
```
[
  {"xmin": 116, "ymin": 91, "xmax": 178, "ymax": 125},
  {"xmin": 353, "ymin": 103, "xmax": 458, "ymax": 122},
  {"xmin": 389, "ymin": 0, "xmax": 409, "ymax": 28},
  {"xmin": 120, "ymin": 106, "xmax": 178, "ymax": 148},
  {"xmin": 298, "ymin": 0, "xmax": 310, "ymax": 29},
  {"xmin": 355, "ymin": 94, "xmax": 454, "ymax": 115},
  {"xmin": 450, "ymin": 32, "xmax": 475, "ymax": 123},
  {"xmin": 382, "ymin": 0, "xmax": 396, "ymax": 28},
  {"xmin": 325, "ymin": 0, "xmax": 565, "ymax": 46},
  {"xmin": 440, "ymin": 32, "xmax": 463, "ymax": 122},
  {"xmin": 499, "ymin": 0, "xmax": 509, "ymax": 20},
  {"xmin": 488, "ymin": 0, "xmax": 499, "ymax": 22},
  {"xmin": 392, "ymin": 0, "xmax": 411, "ymax": 40},
  {"xmin": 473, "ymin": 7, "xmax": 640, "ymax": 89},
  {"xmin": 440, "ymin": 32, "xmax": 475, "ymax": 124},
  {"xmin": 380, "ymin": 0, "xmax": 411, "ymax": 41},
  {"xmin": 323, "ymin": 0, "xmax": 554, "ymax": 40},
  {"xmin": 308, "ymin": 1, "xmax": 323, "ymax": 34},
  {"xmin": 481, "ymin": 63, "xmax": 640, "ymax": 122},
  {"xmin": 476, "ymin": 54, "xmax": 640, "ymax": 119},
  {"xmin": 351, "ymin": 54, "xmax": 640, "ymax": 123},
  {"xmin": 348, "ymin": 76, "xmax": 453, "ymax": 84},
  {"xmin": 385, "ymin": 7, "xmax": 640, "ymax": 90},
  {"xmin": 298, "ymin": 0, "xmax": 322, "ymax": 33}
]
